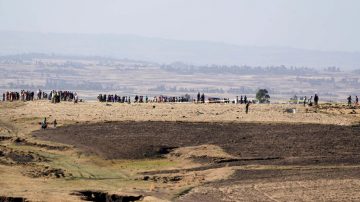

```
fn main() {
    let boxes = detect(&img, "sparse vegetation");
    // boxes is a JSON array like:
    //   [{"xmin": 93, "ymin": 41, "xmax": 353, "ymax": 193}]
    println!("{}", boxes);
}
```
[{"xmin": 256, "ymin": 89, "xmax": 270, "ymax": 103}]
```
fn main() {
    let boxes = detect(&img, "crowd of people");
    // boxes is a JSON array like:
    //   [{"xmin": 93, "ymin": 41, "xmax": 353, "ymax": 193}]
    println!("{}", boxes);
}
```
[
  {"xmin": 97, "ymin": 94, "xmax": 131, "ymax": 103},
  {"xmin": 301, "ymin": 94, "xmax": 320, "ymax": 107},
  {"xmin": 2, "ymin": 90, "xmax": 37, "ymax": 102},
  {"xmin": 36, "ymin": 89, "xmax": 49, "ymax": 100},
  {"xmin": 97, "ymin": 94, "xmax": 192, "ymax": 103},
  {"xmin": 235, "ymin": 95, "xmax": 249, "ymax": 104},
  {"xmin": 49, "ymin": 90, "xmax": 78, "ymax": 103},
  {"xmin": 2, "ymin": 89, "xmax": 78, "ymax": 103},
  {"xmin": 95, "ymin": 92, "xmax": 360, "ymax": 107},
  {"xmin": 152, "ymin": 95, "xmax": 191, "ymax": 103},
  {"xmin": 2, "ymin": 90, "xmax": 359, "ymax": 109}
]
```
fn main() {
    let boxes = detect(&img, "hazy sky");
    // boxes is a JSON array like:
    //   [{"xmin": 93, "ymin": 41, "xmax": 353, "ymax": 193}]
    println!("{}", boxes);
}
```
[{"xmin": 0, "ymin": 0, "xmax": 359, "ymax": 52}]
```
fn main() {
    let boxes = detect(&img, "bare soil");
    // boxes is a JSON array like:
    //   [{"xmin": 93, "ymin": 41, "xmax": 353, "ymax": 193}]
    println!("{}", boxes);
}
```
[
  {"xmin": 2, "ymin": 101, "xmax": 360, "ymax": 201},
  {"xmin": 177, "ymin": 167, "xmax": 360, "ymax": 202},
  {"xmin": 32, "ymin": 121, "xmax": 360, "ymax": 165},
  {"xmin": 31, "ymin": 121, "xmax": 360, "ymax": 201}
]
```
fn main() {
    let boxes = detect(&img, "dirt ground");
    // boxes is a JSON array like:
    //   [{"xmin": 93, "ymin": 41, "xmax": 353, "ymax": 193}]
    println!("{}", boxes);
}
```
[
  {"xmin": 33, "ymin": 121, "xmax": 360, "ymax": 201},
  {"xmin": 1, "ymin": 101, "xmax": 360, "ymax": 201},
  {"xmin": 33, "ymin": 121, "xmax": 360, "ymax": 165}
]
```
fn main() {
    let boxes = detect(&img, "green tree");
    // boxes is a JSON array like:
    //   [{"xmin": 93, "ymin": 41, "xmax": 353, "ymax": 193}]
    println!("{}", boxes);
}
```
[{"xmin": 256, "ymin": 89, "xmax": 270, "ymax": 103}]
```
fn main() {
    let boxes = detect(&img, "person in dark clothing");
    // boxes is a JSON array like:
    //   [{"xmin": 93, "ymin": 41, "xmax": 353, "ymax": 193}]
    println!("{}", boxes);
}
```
[
  {"xmin": 245, "ymin": 102, "xmax": 250, "ymax": 114},
  {"xmin": 41, "ymin": 118, "xmax": 47, "ymax": 130},
  {"xmin": 303, "ymin": 96, "xmax": 307, "ymax": 107},
  {"xmin": 244, "ymin": 95, "xmax": 247, "ymax": 104},
  {"xmin": 240, "ymin": 96, "xmax": 243, "ymax": 104},
  {"xmin": 314, "ymin": 94, "xmax": 319, "ymax": 106},
  {"xmin": 197, "ymin": 92, "xmax": 201, "ymax": 103},
  {"xmin": 356, "ymin": 96, "xmax": 359, "ymax": 106},
  {"xmin": 308, "ymin": 96, "xmax": 313, "ymax": 106},
  {"xmin": 347, "ymin": 95, "xmax": 352, "ymax": 106}
]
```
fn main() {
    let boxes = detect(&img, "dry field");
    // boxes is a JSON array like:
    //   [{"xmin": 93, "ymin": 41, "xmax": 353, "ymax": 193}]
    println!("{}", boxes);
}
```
[
  {"xmin": 1, "ymin": 57, "xmax": 359, "ymax": 101},
  {"xmin": 0, "ymin": 101, "xmax": 360, "ymax": 201}
]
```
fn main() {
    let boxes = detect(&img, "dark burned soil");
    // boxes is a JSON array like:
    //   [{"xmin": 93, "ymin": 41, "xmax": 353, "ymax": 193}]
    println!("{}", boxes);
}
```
[
  {"xmin": 31, "ymin": 121, "xmax": 360, "ymax": 201},
  {"xmin": 32, "ymin": 121, "xmax": 360, "ymax": 165},
  {"xmin": 0, "ymin": 196, "xmax": 28, "ymax": 202},
  {"xmin": 72, "ymin": 191, "xmax": 143, "ymax": 202}
]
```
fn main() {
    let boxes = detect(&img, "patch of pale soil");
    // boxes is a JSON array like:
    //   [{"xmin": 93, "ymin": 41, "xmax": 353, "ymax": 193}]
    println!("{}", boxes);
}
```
[
  {"xmin": 168, "ymin": 144, "xmax": 235, "ymax": 160},
  {"xmin": 143, "ymin": 196, "xmax": 169, "ymax": 202}
]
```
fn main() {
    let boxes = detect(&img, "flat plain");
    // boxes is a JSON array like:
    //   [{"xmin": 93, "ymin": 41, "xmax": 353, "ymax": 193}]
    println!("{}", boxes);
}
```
[{"xmin": 1, "ymin": 101, "xmax": 360, "ymax": 201}]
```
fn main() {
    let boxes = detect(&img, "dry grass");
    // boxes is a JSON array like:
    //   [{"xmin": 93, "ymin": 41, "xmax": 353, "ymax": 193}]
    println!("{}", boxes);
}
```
[
  {"xmin": 1, "ymin": 101, "xmax": 359, "ymax": 131},
  {"xmin": 0, "ymin": 101, "xmax": 360, "ymax": 201}
]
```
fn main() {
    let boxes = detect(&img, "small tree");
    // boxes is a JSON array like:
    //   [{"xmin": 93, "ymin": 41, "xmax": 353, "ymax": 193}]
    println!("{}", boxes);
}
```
[{"xmin": 256, "ymin": 89, "xmax": 270, "ymax": 103}]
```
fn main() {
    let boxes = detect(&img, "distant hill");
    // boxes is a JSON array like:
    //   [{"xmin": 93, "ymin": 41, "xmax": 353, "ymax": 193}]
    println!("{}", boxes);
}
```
[{"xmin": 0, "ymin": 31, "xmax": 359, "ymax": 70}]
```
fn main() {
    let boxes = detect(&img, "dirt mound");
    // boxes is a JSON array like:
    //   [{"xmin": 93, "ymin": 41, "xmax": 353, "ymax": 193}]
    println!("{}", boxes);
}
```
[
  {"xmin": 72, "ymin": 191, "xmax": 143, "ymax": 202},
  {"xmin": 169, "ymin": 145, "xmax": 235, "ymax": 160},
  {"xmin": 33, "ymin": 121, "xmax": 360, "ymax": 165},
  {"xmin": 0, "ymin": 196, "xmax": 28, "ymax": 202}
]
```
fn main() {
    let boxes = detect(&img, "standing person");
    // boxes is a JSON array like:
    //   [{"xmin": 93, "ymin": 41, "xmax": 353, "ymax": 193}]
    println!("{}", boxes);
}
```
[
  {"xmin": 51, "ymin": 91, "xmax": 55, "ymax": 103},
  {"xmin": 201, "ymin": 93, "xmax": 205, "ymax": 103},
  {"xmin": 303, "ymin": 96, "xmax": 307, "ymax": 107},
  {"xmin": 74, "ymin": 93, "xmax": 78, "ymax": 104},
  {"xmin": 134, "ymin": 95, "xmax": 138, "ymax": 103},
  {"xmin": 314, "ymin": 94, "xmax": 319, "ymax": 106},
  {"xmin": 37, "ymin": 89, "xmax": 40, "ymax": 100},
  {"xmin": 308, "ymin": 96, "xmax": 313, "ymax": 106},
  {"xmin": 53, "ymin": 119, "xmax": 57, "ymax": 128},
  {"xmin": 347, "ymin": 95, "xmax": 352, "ymax": 106},
  {"xmin": 41, "ymin": 118, "xmax": 47, "ymax": 130},
  {"xmin": 244, "ymin": 95, "xmax": 247, "ymax": 104},
  {"xmin": 245, "ymin": 102, "xmax": 250, "ymax": 114},
  {"xmin": 197, "ymin": 92, "xmax": 200, "ymax": 103},
  {"xmin": 356, "ymin": 96, "xmax": 359, "ymax": 106},
  {"xmin": 2, "ymin": 93, "xmax": 5, "ymax": 102}
]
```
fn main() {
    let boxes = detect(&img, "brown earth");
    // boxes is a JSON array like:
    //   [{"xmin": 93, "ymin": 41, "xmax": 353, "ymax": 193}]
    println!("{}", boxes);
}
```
[
  {"xmin": 32, "ymin": 121, "xmax": 360, "ymax": 165},
  {"xmin": 2, "ymin": 101, "xmax": 360, "ymax": 201},
  {"xmin": 32, "ymin": 121, "xmax": 360, "ymax": 201}
]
